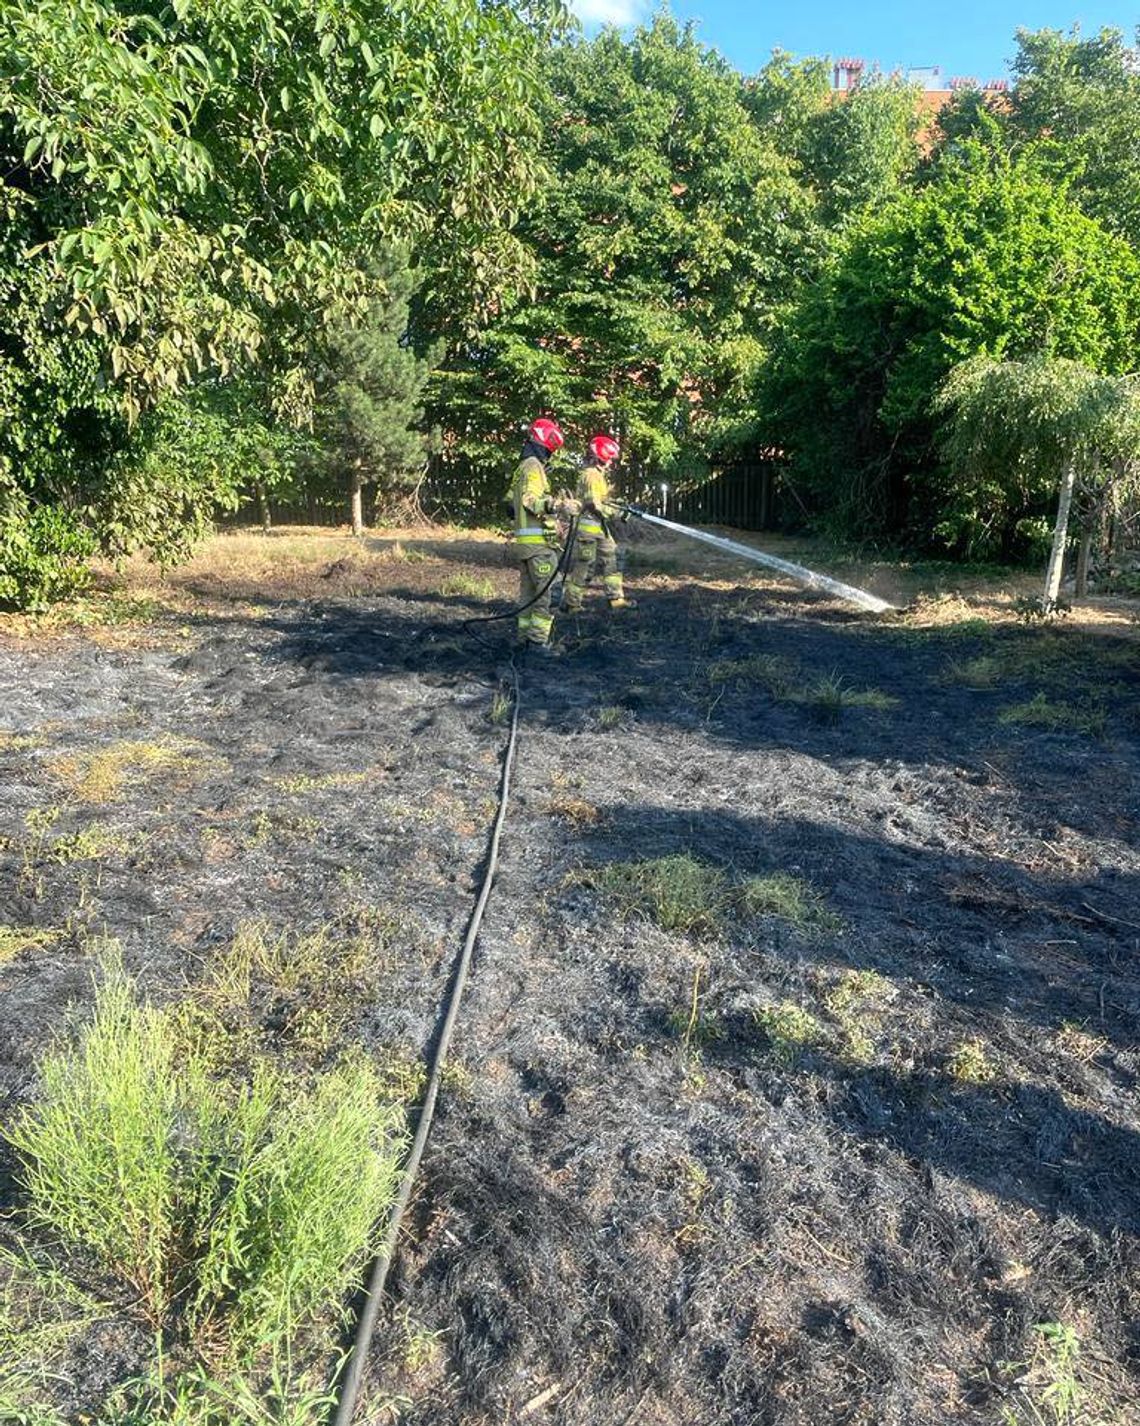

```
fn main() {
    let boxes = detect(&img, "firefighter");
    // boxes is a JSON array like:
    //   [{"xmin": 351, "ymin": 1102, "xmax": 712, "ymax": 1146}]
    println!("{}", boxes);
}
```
[
  {"xmin": 562, "ymin": 433, "xmax": 636, "ymax": 613},
  {"xmin": 507, "ymin": 418, "xmax": 579, "ymax": 652}
]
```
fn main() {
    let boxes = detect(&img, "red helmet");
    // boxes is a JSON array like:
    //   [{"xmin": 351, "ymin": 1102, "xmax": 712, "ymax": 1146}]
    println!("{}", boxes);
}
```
[
  {"xmin": 529, "ymin": 418, "xmax": 564, "ymax": 452},
  {"xmin": 589, "ymin": 434, "xmax": 620, "ymax": 464}
]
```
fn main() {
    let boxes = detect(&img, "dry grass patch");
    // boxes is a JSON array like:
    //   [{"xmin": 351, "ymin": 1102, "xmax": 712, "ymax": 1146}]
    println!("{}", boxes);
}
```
[
  {"xmin": 547, "ymin": 794, "xmax": 600, "ymax": 827},
  {"xmin": 49, "ymin": 738, "xmax": 208, "ymax": 803},
  {"xmin": 271, "ymin": 766, "xmax": 381, "ymax": 796},
  {"xmin": 0, "ymin": 926, "xmax": 63, "ymax": 965}
]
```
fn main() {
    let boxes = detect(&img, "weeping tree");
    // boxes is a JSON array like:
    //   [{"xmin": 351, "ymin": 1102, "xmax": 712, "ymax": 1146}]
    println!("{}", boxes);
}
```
[{"xmin": 934, "ymin": 355, "xmax": 1140, "ymax": 605}]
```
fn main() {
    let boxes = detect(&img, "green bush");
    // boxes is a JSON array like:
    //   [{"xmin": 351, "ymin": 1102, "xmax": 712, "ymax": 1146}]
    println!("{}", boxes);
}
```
[{"xmin": 0, "ymin": 499, "xmax": 94, "ymax": 612}]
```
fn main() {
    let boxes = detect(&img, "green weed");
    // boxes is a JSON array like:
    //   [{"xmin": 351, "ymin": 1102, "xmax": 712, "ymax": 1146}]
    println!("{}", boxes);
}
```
[
  {"xmin": 822, "ymin": 969, "xmax": 892, "ymax": 1063},
  {"xmin": 947, "ymin": 1036, "xmax": 997, "ymax": 1085},
  {"xmin": 753, "ymin": 1001, "xmax": 823, "ymax": 1065},
  {"xmin": 49, "ymin": 823, "xmax": 133, "ymax": 863},
  {"xmin": 596, "ymin": 704, "xmax": 625, "ymax": 729},
  {"xmin": 998, "ymin": 693, "xmax": 1106, "ymax": 737},
  {"xmin": 438, "ymin": 572, "xmax": 494, "ymax": 600},
  {"xmin": 668, "ymin": 963, "xmax": 722, "ymax": 1055},
  {"xmin": 1001, "ymin": 1322, "xmax": 1087, "ymax": 1426},
  {"xmin": 398, "ymin": 1310, "xmax": 444, "ymax": 1372},
  {"xmin": 1031, "ymin": 1322, "xmax": 1084, "ymax": 1424},
  {"xmin": 489, "ymin": 688, "xmax": 513, "ymax": 725}
]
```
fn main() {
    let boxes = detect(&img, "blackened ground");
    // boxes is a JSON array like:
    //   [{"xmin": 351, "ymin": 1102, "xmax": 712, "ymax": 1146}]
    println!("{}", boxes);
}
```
[{"xmin": 0, "ymin": 528, "xmax": 1138, "ymax": 1424}]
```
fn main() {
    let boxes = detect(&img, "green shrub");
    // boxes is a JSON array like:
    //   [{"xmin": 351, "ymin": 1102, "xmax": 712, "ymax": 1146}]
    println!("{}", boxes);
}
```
[
  {"xmin": 0, "ymin": 500, "xmax": 94, "ymax": 612},
  {"xmin": 6, "ymin": 962, "xmax": 405, "ymax": 1359}
]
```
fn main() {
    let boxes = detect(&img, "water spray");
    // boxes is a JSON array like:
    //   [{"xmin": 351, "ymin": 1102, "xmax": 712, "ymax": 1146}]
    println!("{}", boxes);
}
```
[{"xmin": 623, "ymin": 508, "xmax": 897, "ymax": 614}]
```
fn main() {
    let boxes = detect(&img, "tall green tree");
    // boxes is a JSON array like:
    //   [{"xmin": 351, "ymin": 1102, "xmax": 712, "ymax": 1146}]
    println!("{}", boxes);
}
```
[
  {"xmin": 761, "ymin": 142, "xmax": 1140, "ymax": 553},
  {"xmin": 746, "ymin": 57, "xmax": 922, "ymax": 228},
  {"xmin": 1008, "ymin": 27, "xmax": 1140, "ymax": 250},
  {"xmin": 0, "ymin": 0, "xmax": 563, "ymax": 605},
  {"xmin": 312, "ymin": 256, "xmax": 439, "ymax": 535},
  {"xmin": 431, "ymin": 14, "xmax": 820, "ymax": 487}
]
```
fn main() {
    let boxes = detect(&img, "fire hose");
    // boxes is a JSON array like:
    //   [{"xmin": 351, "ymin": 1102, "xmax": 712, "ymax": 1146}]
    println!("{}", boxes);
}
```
[{"xmin": 333, "ymin": 505, "xmax": 890, "ymax": 1419}]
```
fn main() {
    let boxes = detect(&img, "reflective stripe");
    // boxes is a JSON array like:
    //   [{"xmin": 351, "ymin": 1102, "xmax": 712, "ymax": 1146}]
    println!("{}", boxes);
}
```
[
  {"xmin": 515, "ymin": 526, "xmax": 546, "ymax": 536},
  {"xmin": 578, "ymin": 522, "xmax": 604, "ymax": 536}
]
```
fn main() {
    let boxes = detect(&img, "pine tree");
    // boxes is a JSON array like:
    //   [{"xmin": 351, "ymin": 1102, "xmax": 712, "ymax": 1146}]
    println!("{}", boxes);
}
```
[{"xmin": 314, "ymin": 255, "xmax": 438, "ymax": 535}]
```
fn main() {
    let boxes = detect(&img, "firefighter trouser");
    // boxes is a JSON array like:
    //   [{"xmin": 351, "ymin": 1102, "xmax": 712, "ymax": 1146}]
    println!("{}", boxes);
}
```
[
  {"xmin": 563, "ymin": 532, "xmax": 622, "ymax": 611},
  {"xmin": 516, "ymin": 546, "xmax": 559, "ymax": 644}
]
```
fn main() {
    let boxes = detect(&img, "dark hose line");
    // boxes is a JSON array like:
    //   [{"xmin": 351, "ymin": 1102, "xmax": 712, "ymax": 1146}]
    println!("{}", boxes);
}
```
[
  {"xmin": 332, "ymin": 662, "xmax": 522, "ymax": 1425},
  {"xmin": 461, "ymin": 515, "xmax": 579, "ymax": 639}
]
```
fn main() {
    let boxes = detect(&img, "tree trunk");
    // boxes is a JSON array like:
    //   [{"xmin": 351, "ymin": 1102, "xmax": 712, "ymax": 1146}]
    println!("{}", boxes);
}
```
[
  {"xmin": 254, "ymin": 480, "xmax": 271, "ymax": 534},
  {"xmin": 1075, "ymin": 526, "xmax": 1093, "ymax": 596},
  {"xmin": 1043, "ymin": 458, "xmax": 1077, "ymax": 608},
  {"xmin": 350, "ymin": 468, "xmax": 364, "ymax": 538}
]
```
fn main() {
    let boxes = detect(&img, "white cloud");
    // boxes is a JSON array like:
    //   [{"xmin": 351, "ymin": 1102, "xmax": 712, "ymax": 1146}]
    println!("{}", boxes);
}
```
[{"xmin": 569, "ymin": 0, "xmax": 646, "ymax": 26}]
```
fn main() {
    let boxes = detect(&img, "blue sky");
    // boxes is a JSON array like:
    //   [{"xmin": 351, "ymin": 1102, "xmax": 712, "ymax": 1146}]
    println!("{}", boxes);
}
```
[{"xmin": 569, "ymin": 0, "xmax": 1136, "ymax": 85}]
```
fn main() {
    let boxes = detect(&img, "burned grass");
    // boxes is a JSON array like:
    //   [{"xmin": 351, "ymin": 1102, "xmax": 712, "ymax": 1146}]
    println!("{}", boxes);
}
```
[{"xmin": 0, "ymin": 527, "xmax": 1138, "ymax": 1424}]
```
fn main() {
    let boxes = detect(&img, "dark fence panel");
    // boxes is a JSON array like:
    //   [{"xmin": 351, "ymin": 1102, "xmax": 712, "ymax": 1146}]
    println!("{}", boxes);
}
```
[
  {"xmin": 221, "ymin": 456, "xmax": 784, "ymax": 532},
  {"xmin": 658, "ymin": 461, "xmax": 780, "ymax": 531}
]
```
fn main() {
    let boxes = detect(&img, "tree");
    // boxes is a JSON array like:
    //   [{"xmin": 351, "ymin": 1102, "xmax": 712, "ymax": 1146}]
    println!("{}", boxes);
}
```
[
  {"xmin": 1007, "ymin": 27, "xmax": 1140, "ymax": 251},
  {"xmin": 799, "ymin": 76, "xmax": 922, "ymax": 228},
  {"xmin": 312, "ymin": 257, "xmax": 438, "ymax": 536},
  {"xmin": 429, "ymin": 14, "xmax": 820, "ymax": 489},
  {"xmin": 0, "ymin": 0, "xmax": 562, "ymax": 605},
  {"xmin": 935, "ymin": 356, "xmax": 1140, "ymax": 603},
  {"xmin": 760, "ymin": 142, "xmax": 1140, "ymax": 552}
]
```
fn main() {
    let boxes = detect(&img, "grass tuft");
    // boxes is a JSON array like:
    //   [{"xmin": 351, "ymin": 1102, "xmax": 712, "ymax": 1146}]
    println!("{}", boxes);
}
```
[
  {"xmin": 438, "ymin": 572, "xmax": 494, "ymax": 600},
  {"xmin": 489, "ymin": 688, "xmax": 513, "ymax": 726},
  {"xmin": 998, "ymin": 693, "xmax": 1106, "ymax": 737},
  {"xmin": 737, "ymin": 873, "xmax": 839, "ymax": 934},
  {"xmin": 706, "ymin": 655, "xmax": 896, "ymax": 722},
  {"xmin": 585, "ymin": 855, "xmax": 728, "ymax": 934},
  {"xmin": 753, "ymin": 1002, "xmax": 823, "ymax": 1065}
]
